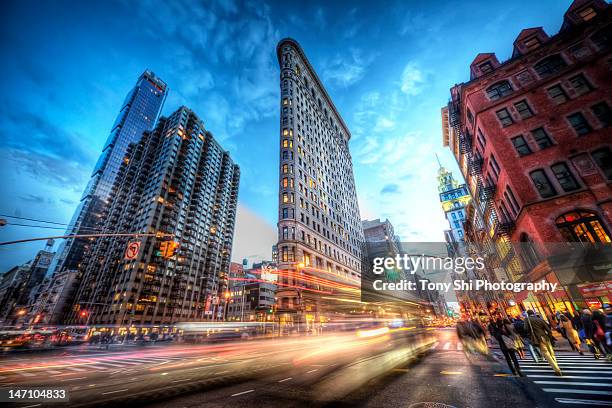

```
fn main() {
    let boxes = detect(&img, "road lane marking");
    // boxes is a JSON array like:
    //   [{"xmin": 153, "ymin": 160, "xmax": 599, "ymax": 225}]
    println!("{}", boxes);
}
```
[
  {"xmin": 278, "ymin": 377, "xmax": 292, "ymax": 383},
  {"xmin": 392, "ymin": 368, "xmax": 410, "ymax": 373},
  {"xmin": 19, "ymin": 372, "xmax": 36, "ymax": 377},
  {"xmin": 62, "ymin": 376, "xmax": 87, "ymax": 382},
  {"xmin": 172, "ymin": 378, "xmax": 191, "ymax": 383},
  {"xmin": 101, "ymin": 388, "xmax": 129, "ymax": 395},
  {"xmin": 47, "ymin": 370, "xmax": 62, "ymax": 374},
  {"xmin": 440, "ymin": 371, "xmax": 462, "ymax": 375},
  {"xmin": 21, "ymin": 404, "xmax": 41, "ymax": 408},
  {"xmin": 443, "ymin": 342, "xmax": 451, "ymax": 350},
  {"xmin": 231, "ymin": 389, "xmax": 254, "ymax": 397},
  {"xmin": 555, "ymin": 397, "xmax": 612, "ymax": 405},
  {"xmin": 306, "ymin": 369, "xmax": 319, "ymax": 374},
  {"xmin": 67, "ymin": 367, "xmax": 86, "ymax": 372},
  {"xmin": 543, "ymin": 389, "xmax": 612, "ymax": 396}
]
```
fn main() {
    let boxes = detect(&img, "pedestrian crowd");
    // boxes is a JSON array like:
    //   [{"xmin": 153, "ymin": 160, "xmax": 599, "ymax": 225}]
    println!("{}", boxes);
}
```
[{"xmin": 456, "ymin": 303, "xmax": 612, "ymax": 377}]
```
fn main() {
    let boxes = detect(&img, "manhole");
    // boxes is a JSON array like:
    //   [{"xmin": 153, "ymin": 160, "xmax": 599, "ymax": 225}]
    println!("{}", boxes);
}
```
[{"xmin": 409, "ymin": 403, "xmax": 458, "ymax": 408}]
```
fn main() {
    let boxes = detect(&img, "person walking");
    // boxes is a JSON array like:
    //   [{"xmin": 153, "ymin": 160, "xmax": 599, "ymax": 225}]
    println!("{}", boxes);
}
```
[
  {"xmin": 525, "ymin": 310, "xmax": 562, "ymax": 376},
  {"xmin": 604, "ymin": 304, "xmax": 612, "ymax": 361},
  {"xmin": 592, "ymin": 309, "xmax": 611, "ymax": 357},
  {"xmin": 503, "ymin": 318, "xmax": 525, "ymax": 359},
  {"xmin": 488, "ymin": 319, "xmax": 523, "ymax": 376},
  {"xmin": 581, "ymin": 308, "xmax": 607, "ymax": 359},
  {"xmin": 560, "ymin": 313, "xmax": 583, "ymax": 354}
]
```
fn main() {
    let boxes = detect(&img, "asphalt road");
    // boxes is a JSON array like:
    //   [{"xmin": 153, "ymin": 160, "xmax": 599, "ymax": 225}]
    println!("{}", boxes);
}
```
[
  {"xmin": 3, "ymin": 329, "xmax": 609, "ymax": 408},
  {"xmin": 146, "ymin": 328, "xmax": 558, "ymax": 408}
]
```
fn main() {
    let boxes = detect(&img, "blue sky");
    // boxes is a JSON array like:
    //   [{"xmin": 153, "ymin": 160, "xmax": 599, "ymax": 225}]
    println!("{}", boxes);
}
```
[{"xmin": 0, "ymin": 0, "xmax": 573, "ymax": 271}]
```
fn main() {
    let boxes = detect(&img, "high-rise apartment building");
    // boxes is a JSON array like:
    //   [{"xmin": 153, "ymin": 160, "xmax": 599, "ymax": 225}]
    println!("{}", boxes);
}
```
[
  {"xmin": 49, "ymin": 71, "xmax": 167, "ymax": 277},
  {"xmin": 442, "ymin": 0, "xmax": 611, "ymax": 316},
  {"xmin": 436, "ymin": 164, "xmax": 470, "ymax": 245},
  {"xmin": 275, "ymin": 38, "xmax": 365, "ymax": 327},
  {"xmin": 67, "ymin": 106, "xmax": 240, "ymax": 326}
]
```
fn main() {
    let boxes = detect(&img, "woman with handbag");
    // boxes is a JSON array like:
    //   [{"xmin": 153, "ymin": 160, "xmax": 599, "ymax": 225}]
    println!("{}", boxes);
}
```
[
  {"xmin": 560, "ymin": 313, "xmax": 583, "ymax": 354},
  {"xmin": 488, "ymin": 319, "xmax": 524, "ymax": 376},
  {"xmin": 503, "ymin": 318, "xmax": 525, "ymax": 359}
]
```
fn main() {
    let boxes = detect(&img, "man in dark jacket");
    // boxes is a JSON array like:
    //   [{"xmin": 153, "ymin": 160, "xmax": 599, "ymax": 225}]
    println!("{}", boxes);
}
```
[
  {"xmin": 583, "ymin": 308, "xmax": 609, "ymax": 358},
  {"xmin": 525, "ymin": 310, "xmax": 562, "ymax": 375}
]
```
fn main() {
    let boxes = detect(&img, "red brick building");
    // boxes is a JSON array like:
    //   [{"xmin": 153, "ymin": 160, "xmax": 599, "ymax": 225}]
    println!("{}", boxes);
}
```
[{"xmin": 443, "ymin": 0, "xmax": 611, "ymax": 317}]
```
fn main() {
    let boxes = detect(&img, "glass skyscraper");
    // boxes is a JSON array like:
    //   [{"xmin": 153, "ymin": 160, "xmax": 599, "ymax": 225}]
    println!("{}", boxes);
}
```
[{"xmin": 49, "ymin": 71, "xmax": 167, "ymax": 277}]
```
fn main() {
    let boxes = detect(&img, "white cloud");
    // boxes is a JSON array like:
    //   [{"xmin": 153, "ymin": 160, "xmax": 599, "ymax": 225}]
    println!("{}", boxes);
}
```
[
  {"xmin": 400, "ymin": 63, "xmax": 425, "ymax": 96},
  {"xmin": 322, "ymin": 48, "xmax": 375, "ymax": 88},
  {"xmin": 373, "ymin": 116, "xmax": 395, "ymax": 132}
]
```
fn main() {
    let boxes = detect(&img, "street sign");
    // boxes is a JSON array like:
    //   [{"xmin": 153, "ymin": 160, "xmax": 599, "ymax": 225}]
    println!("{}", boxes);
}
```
[{"xmin": 124, "ymin": 240, "xmax": 141, "ymax": 260}]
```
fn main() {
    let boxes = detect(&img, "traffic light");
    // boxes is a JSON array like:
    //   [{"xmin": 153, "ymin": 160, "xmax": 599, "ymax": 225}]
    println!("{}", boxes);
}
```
[{"xmin": 159, "ymin": 241, "xmax": 179, "ymax": 258}]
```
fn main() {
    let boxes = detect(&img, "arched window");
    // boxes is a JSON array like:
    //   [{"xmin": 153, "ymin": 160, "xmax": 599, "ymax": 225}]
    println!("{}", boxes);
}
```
[
  {"xmin": 555, "ymin": 210, "xmax": 611, "ymax": 243},
  {"xmin": 534, "ymin": 55, "xmax": 567, "ymax": 78},
  {"xmin": 486, "ymin": 80, "xmax": 513, "ymax": 100}
]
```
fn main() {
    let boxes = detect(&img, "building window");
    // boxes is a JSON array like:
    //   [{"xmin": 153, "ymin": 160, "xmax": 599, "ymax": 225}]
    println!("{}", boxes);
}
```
[
  {"xmin": 551, "ymin": 162, "xmax": 580, "ymax": 192},
  {"xmin": 490, "ymin": 154, "xmax": 500, "ymax": 178},
  {"xmin": 567, "ymin": 112, "xmax": 592, "ymax": 135},
  {"xmin": 467, "ymin": 108, "xmax": 474, "ymax": 125},
  {"xmin": 531, "ymin": 127, "xmax": 554, "ymax": 149},
  {"xmin": 520, "ymin": 233, "xmax": 541, "ymax": 269},
  {"xmin": 590, "ymin": 26, "xmax": 611, "ymax": 50},
  {"xmin": 529, "ymin": 169, "xmax": 556, "ymax": 198},
  {"xmin": 569, "ymin": 74, "xmax": 593, "ymax": 96},
  {"xmin": 591, "ymin": 101, "xmax": 611, "ymax": 127},
  {"xmin": 547, "ymin": 85, "xmax": 568, "ymax": 104},
  {"xmin": 524, "ymin": 36, "xmax": 541, "ymax": 50},
  {"xmin": 534, "ymin": 54, "xmax": 567, "ymax": 78},
  {"xmin": 486, "ymin": 81, "xmax": 513, "ymax": 100},
  {"xmin": 479, "ymin": 61, "xmax": 493, "ymax": 74},
  {"xmin": 511, "ymin": 135, "xmax": 532, "ymax": 156},
  {"xmin": 504, "ymin": 187, "xmax": 520, "ymax": 215},
  {"xmin": 577, "ymin": 7, "xmax": 597, "ymax": 21},
  {"xmin": 496, "ymin": 108, "xmax": 514, "ymax": 127},
  {"xmin": 514, "ymin": 99, "xmax": 533, "ymax": 119},
  {"xmin": 556, "ymin": 211, "xmax": 611, "ymax": 243},
  {"xmin": 477, "ymin": 129, "xmax": 487, "ymax": 148},
  {"xmin": 591, "ymin": 147, "xmax": 612, "ymax": 180}
]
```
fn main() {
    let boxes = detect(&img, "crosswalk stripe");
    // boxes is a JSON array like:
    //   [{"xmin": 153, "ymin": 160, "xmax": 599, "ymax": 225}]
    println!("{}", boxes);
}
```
[
  {"xmin": 555, "ymin": 397, "xmax": 612, "ymax": 405},
  {"xmin": 443, "ymin": 342, "xmax": 451, "ymax": 350},
  {"xmin": 523, "ymin": 370, "xmax": 612, "ymax": 374},
  {"xmin": 432, "ymin": 342, "xmax": 440, "ymax": 349},
  {"xmin": 542, "ymin": 388, "xmax": 612, "ymax": 396},
  {"xmin": 528, "ymin": 375, "xmax": 612, "ymax": 380},
  {"xmin": 47, "ymin": 370, "xmax": 62, "ymax": 374},
  {"xmin": 66, "ymin": 367, "xmax": 86, "ymax": 372},
  {"xmin": 521, "ymin": 364, "xmax": 612, "ymax": 370},
  {"xmin": 535, "ymin": 381, "xmax": 612, "ymax": 387}
]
